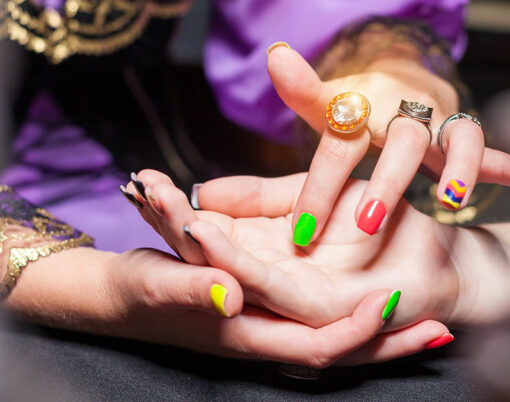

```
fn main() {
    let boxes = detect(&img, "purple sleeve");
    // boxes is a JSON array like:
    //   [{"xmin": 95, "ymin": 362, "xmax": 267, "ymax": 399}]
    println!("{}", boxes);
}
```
[{"xmin": 204, "ymin": 0, "xmax": 468, "ymax": 144}]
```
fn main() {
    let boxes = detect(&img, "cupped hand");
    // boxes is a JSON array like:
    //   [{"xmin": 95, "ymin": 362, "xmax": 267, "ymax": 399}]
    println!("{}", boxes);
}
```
[
  {"xmin": 127, "ymin": 170, "xmax": 460, "ymax": 334},
  {"xmin": 4, "ymin": 244, "xmax": 450, "ymax": 368},
  {"xmin": 266, "ymin": 44, "xmax": 510, "ymax": 244}
]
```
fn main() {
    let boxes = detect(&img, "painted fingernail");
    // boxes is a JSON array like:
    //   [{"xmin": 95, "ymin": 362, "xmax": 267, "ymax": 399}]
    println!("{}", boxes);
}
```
[
  {"xmin": 130, "ymin": 172, "xmax": 147, "ymax": 201},
  {"xmin": 442, "ymin": 179, "xmax": 466, "ymax": 210},
  {"xmin": 120, "ymin": 185, "xmax": 142, "ymax": 209},
  {"xmin": 190, "ymin": 183, "xmax": 203, "ymax": 210},
  {"xmin": 266, "ymin": 41, "xmax": 290, "ymax": 56},
  {"xmin": 382, "ymin": 290, "xmax": 401, "ymax": 320},
  {"xmin": 425, "ymin": 333, "xmax": 454, "ymax": 349},
  {"xmin": 293, "ymin": 212, "xmax": 316, "ymax": 246},
  {"xmin": 210, "ymin": 284, "xmax": 229, "ymax": 317},
  {"xmin": 145, "ymin": 186, "xmax": 163, "ymax": 215},
  {"xmin": 183, "ymin": 225, "xmax": 200, "ymax": 246},
  {"xmin": 358, "ymin": 199, "xmax": 386, "ymax": 235}
]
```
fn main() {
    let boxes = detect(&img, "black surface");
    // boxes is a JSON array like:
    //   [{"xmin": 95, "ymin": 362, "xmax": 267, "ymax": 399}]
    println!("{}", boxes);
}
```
[{"xmin": 0, "ymin": 316, "xmax": 487, "ymax": 401}]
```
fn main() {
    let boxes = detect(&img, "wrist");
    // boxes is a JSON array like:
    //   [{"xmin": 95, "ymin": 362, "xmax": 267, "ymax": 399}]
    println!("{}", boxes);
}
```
[{"xmin": 442, "ymin": 223, "xmax": 510, "ymax": 327}]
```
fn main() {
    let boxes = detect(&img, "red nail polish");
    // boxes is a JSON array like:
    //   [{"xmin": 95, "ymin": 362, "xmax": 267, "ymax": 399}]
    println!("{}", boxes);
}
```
[
  {"xmin": 357, "ymin": 200, "xmax": 386, "ymax": 235},
  {"xmin": 425, "ymin": 333, "xmax": 454, "ymax": 349}
]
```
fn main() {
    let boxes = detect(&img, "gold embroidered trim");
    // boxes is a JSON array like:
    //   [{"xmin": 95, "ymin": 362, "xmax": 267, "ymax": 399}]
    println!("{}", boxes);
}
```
[
  {"xmin": 0, "ymin": 184, "xmax": 95, "ymax": 298},
  {"xmin": 0, "ymin": 233, "xmax": 94, "ymax": 298},
  {"xmin": 1, "ymin": 0, "xmax": 192, "ymax": 63}
]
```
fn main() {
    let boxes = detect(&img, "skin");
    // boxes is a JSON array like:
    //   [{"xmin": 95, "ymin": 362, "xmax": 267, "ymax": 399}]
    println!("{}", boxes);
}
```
[
  {"xmin": 129, "ymin": 170, "xmax": 510, "ymax": 334},
  {"xmin": 266, "ymin": 43, "xmax": 510, "ymax": 241}
]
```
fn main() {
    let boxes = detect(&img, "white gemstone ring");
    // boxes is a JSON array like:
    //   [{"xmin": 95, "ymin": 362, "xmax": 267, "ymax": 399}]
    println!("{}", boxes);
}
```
[
  {"xmin": 386, "ymin": 100, "xmax": 433, "ymax": 143},
  {"xmin": 325, "ymin": 92, "xmax": 371, "ymax": 134}
]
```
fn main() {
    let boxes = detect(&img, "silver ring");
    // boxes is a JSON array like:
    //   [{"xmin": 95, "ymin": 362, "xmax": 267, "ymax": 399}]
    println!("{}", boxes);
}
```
[
  {"xmin": 437, "ymin": 112, "xmax": 482, "ymax": 154},
  {"xmin": 386, "ymin": 100, "xmax": 434, "ymax": 143}
]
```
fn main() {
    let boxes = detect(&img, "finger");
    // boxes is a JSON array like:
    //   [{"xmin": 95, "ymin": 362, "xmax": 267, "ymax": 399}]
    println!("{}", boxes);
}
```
[
  {"xmin": 337, "ymin": 320, "xmax": 453, "ymax": 366},
  {"xmin": 292, "ymin": 129, "xmax": 370, "ymax": 246},
  {"xmin": 478, "ymin": 147, "xmax": 510, "ymax": 186},
  {"xmin": 436, "ymin": 118, "xmax": 484, "ymax": 210},
  {"xmin": 267, "ymin": 44, "xmax": 328, "ymax": 133},
  {"xmin": 188, "ymin": 221, "xmax": 306, "ymax": 317},
  {"xmin": 132, "ymin": 252, "xmax": 244, "ymax": 318},
  {"xmin": 129, "ymin": 170, "xmax": 206, "ymax": 265},
  {"xmin": 193, "ymin": 174, "xmax": 307, "ymax": 217},
  {"xmin": 355, "ymin": 117, "xmax": 429, "ymax": 234},
  {"xmin": 230, "ymin": 290, "xmax": 399, "ymax": 368}
]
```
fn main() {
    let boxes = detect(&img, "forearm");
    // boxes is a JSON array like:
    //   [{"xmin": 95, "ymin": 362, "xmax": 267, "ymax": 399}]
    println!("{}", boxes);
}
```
[
  {"xmin": 3, "ymin": 247, "xmax": 120, "ymax": 333},
  {"xmin": 445, "ymin": 222, "xmax": 510, "ymax": 326}
]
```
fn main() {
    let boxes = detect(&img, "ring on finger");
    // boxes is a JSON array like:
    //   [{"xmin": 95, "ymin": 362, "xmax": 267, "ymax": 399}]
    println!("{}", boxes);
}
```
[
  {"xmin": 437, "ymin": 112, "xmax": 482, "ymax": 155},
  {"xmin": 325, "ymin": 92, "xmax": 371, "ymax": 134},
  {"xmin": 386, "ymin": 100, "xmax": 433, "ymax": 143}
]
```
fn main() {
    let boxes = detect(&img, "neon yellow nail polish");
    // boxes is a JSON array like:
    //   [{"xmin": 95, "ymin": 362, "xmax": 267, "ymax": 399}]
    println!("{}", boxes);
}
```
[{"xmin": 210, "ymin": 284, "xmax": 229, "ymax": 317}]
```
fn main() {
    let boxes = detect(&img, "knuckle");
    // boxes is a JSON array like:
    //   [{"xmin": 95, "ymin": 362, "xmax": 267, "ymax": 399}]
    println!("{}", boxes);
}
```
[
  {"xmin": 376, "ymin": 173, "xmax": 402, "ymax": 196},
  {"xmin": 320, "ymin": 138, "xmax": 350, "ymax": 164},
  {"xmin": 138, "ymin": 271, "xmax": 165, "ymax": 308}
]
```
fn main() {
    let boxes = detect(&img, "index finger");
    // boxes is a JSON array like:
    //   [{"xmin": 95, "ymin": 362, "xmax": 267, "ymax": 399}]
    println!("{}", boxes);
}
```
[{"xmin": 292, "ymin": 128, "xmax": 370, "ymax": 246}]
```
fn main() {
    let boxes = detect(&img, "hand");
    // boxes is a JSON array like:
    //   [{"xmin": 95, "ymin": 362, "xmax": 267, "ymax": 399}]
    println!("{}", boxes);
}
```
[
  {"xmin": 127, "ymin": 171, "xmax": 460, "ymax": 331},
  {"xmin": 2, "ymin": 245, "xmax": 449, "ymax": 368},
  {"xmin": 266, "ymin": 44, "xmax": 510, "ymax": 244},
  {"xmin": 129, "ymin": 170, "xmax": 510, "ymax": 334}
]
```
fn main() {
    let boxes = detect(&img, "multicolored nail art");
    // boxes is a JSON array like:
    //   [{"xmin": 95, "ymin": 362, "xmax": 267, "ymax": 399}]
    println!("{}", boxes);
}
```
[{"xmin": 442, "ymin": 179, "xmax": 466, "ymax": 209}]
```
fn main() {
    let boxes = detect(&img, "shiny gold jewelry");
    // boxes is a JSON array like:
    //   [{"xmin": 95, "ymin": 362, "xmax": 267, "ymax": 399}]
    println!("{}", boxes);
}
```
[
  {"xmin": 0, "ymin": 233, "xmax": 94, "ymax": 299},
  {"xmin": 325, "ymin": 92, "xmax": 371, "ymax": 134}
]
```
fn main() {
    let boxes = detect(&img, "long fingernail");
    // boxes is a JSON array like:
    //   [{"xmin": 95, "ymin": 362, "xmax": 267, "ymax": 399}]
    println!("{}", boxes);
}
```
[
  {"xmin": 293, "ymin": 212, "xmax": 316, "ymax": 247},
  {"xmin": 145, "ymin": 186, "xmax": 163, "ymax": 215},
  {"xmin": 442, "ymin": 179, "xmax": 466, "ymax": 210},
  {"xmin": 425, "ymin": 333, "xmax": 454, "ymax": 349},
  {"xmin": 190, "ymin": 183, "xmax": 203, "ymax": 210},
  {"xmin": 183, "ymin": 225, "xmax": 201, "ymax": 246},
  {"xmin": 266, "ymin": 41, "xmax": 290, "ymax": 56},
  {"xmin": 130, "ymin": 172, "xmax": 147, "ymax": 201},
  {"xmin": 382, "ymin": 290, "xmax": 401, "ymax": 320},
  {"xmin": 120, "ymin": 185, "xmax": 143, "ymax": 209},
  {"xmin": 358, "ymin": 199, "xmax": 386, "ymax": 235},
  {"xmin": 210, "ymin": 284, "xmax": 229, "ymax": 317}
]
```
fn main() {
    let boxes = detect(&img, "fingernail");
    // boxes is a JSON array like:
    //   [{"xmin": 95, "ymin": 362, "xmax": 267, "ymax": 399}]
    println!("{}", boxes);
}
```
[
  {"xmin": 190, "ymin": 183, "xmax": 203, "ymax": 210},
  {"xmin": 442, "ymin": 179, "xmax": 466, "ymax": 210},
  {"xmin": 120, "ymin": 185, "xmax": 143, "ymax": 209},
  {"xmin": 293, "ymin": 212, "xmax": 316, "ymax": 247},
  {"xmin": 358, "ymin": 199, "xmax": 386, "ymax": 235},
  {"xmin": 183, "ymin": 225, "xmax": 200, "ymax": 246},
  {"xmin": 382, "ymin": 290, "xmax": 401, "ymax": 320},
  {"xmin": 145, "ymin": 186, "xmax": 163, "ymax": 215},
  {"xmin": 266, "ymin": 41, "xmax": 291, "ymax": 56},
  {"xmin": 425, "ymin": 333, "xmax": 454, "ymax": 349},
  {"xmin": 210, "ymin": 284, "xmax": 229, "ymax": 317},
  {"xmin": 130, "ymin": 172, "xmax": 147, "ymax": 201}
]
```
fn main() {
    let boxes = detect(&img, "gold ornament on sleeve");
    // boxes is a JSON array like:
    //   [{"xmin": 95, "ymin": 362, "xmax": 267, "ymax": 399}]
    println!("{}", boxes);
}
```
[{"xmin": 0, "ymin": 0, "xmax": 191, "ymax": 63}]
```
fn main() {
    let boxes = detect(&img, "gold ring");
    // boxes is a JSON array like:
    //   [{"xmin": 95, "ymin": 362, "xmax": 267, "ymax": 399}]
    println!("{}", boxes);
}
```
[{"xmin": 325, "ymin": 92, "xmax": 371, "ymax": 134}]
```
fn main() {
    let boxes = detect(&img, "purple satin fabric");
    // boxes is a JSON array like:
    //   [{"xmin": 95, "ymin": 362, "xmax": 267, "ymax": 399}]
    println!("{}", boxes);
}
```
[
  {"xmin": 0, "ymin": 93, "xmax": 169, "ymax": 253},
  {"xmin": 205, "ymin": 0, "xmax": 468, "ymax": 144}
]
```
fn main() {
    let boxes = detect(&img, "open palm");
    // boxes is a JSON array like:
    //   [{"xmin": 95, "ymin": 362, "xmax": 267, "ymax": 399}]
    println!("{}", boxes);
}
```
[{"xmin": 130, "ymin": 171, "xmax": 460, "ymax": 331}]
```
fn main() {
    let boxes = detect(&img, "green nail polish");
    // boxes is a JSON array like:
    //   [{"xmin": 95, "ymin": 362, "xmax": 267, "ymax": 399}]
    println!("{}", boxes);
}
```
[
  {"xmin": 293, "ymin": 213, "xmax": 316, "ymax": 246},
  {"xmin": 382, "ymin": 290, "xmax": 401, "ymax": 320}
]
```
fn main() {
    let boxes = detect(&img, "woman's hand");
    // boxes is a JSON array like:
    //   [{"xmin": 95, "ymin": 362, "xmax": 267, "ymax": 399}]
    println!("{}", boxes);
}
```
[
  {"xmin": 2, "ymin": 244, "xmax": 450, "ymax": 368},
  {"xmin": 129, "ymin": 170, "xmax": 510, "ymax": 334},
  {"xmin": 266, "ymin": 44, "xmax": 510, "ymax": 244}
]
